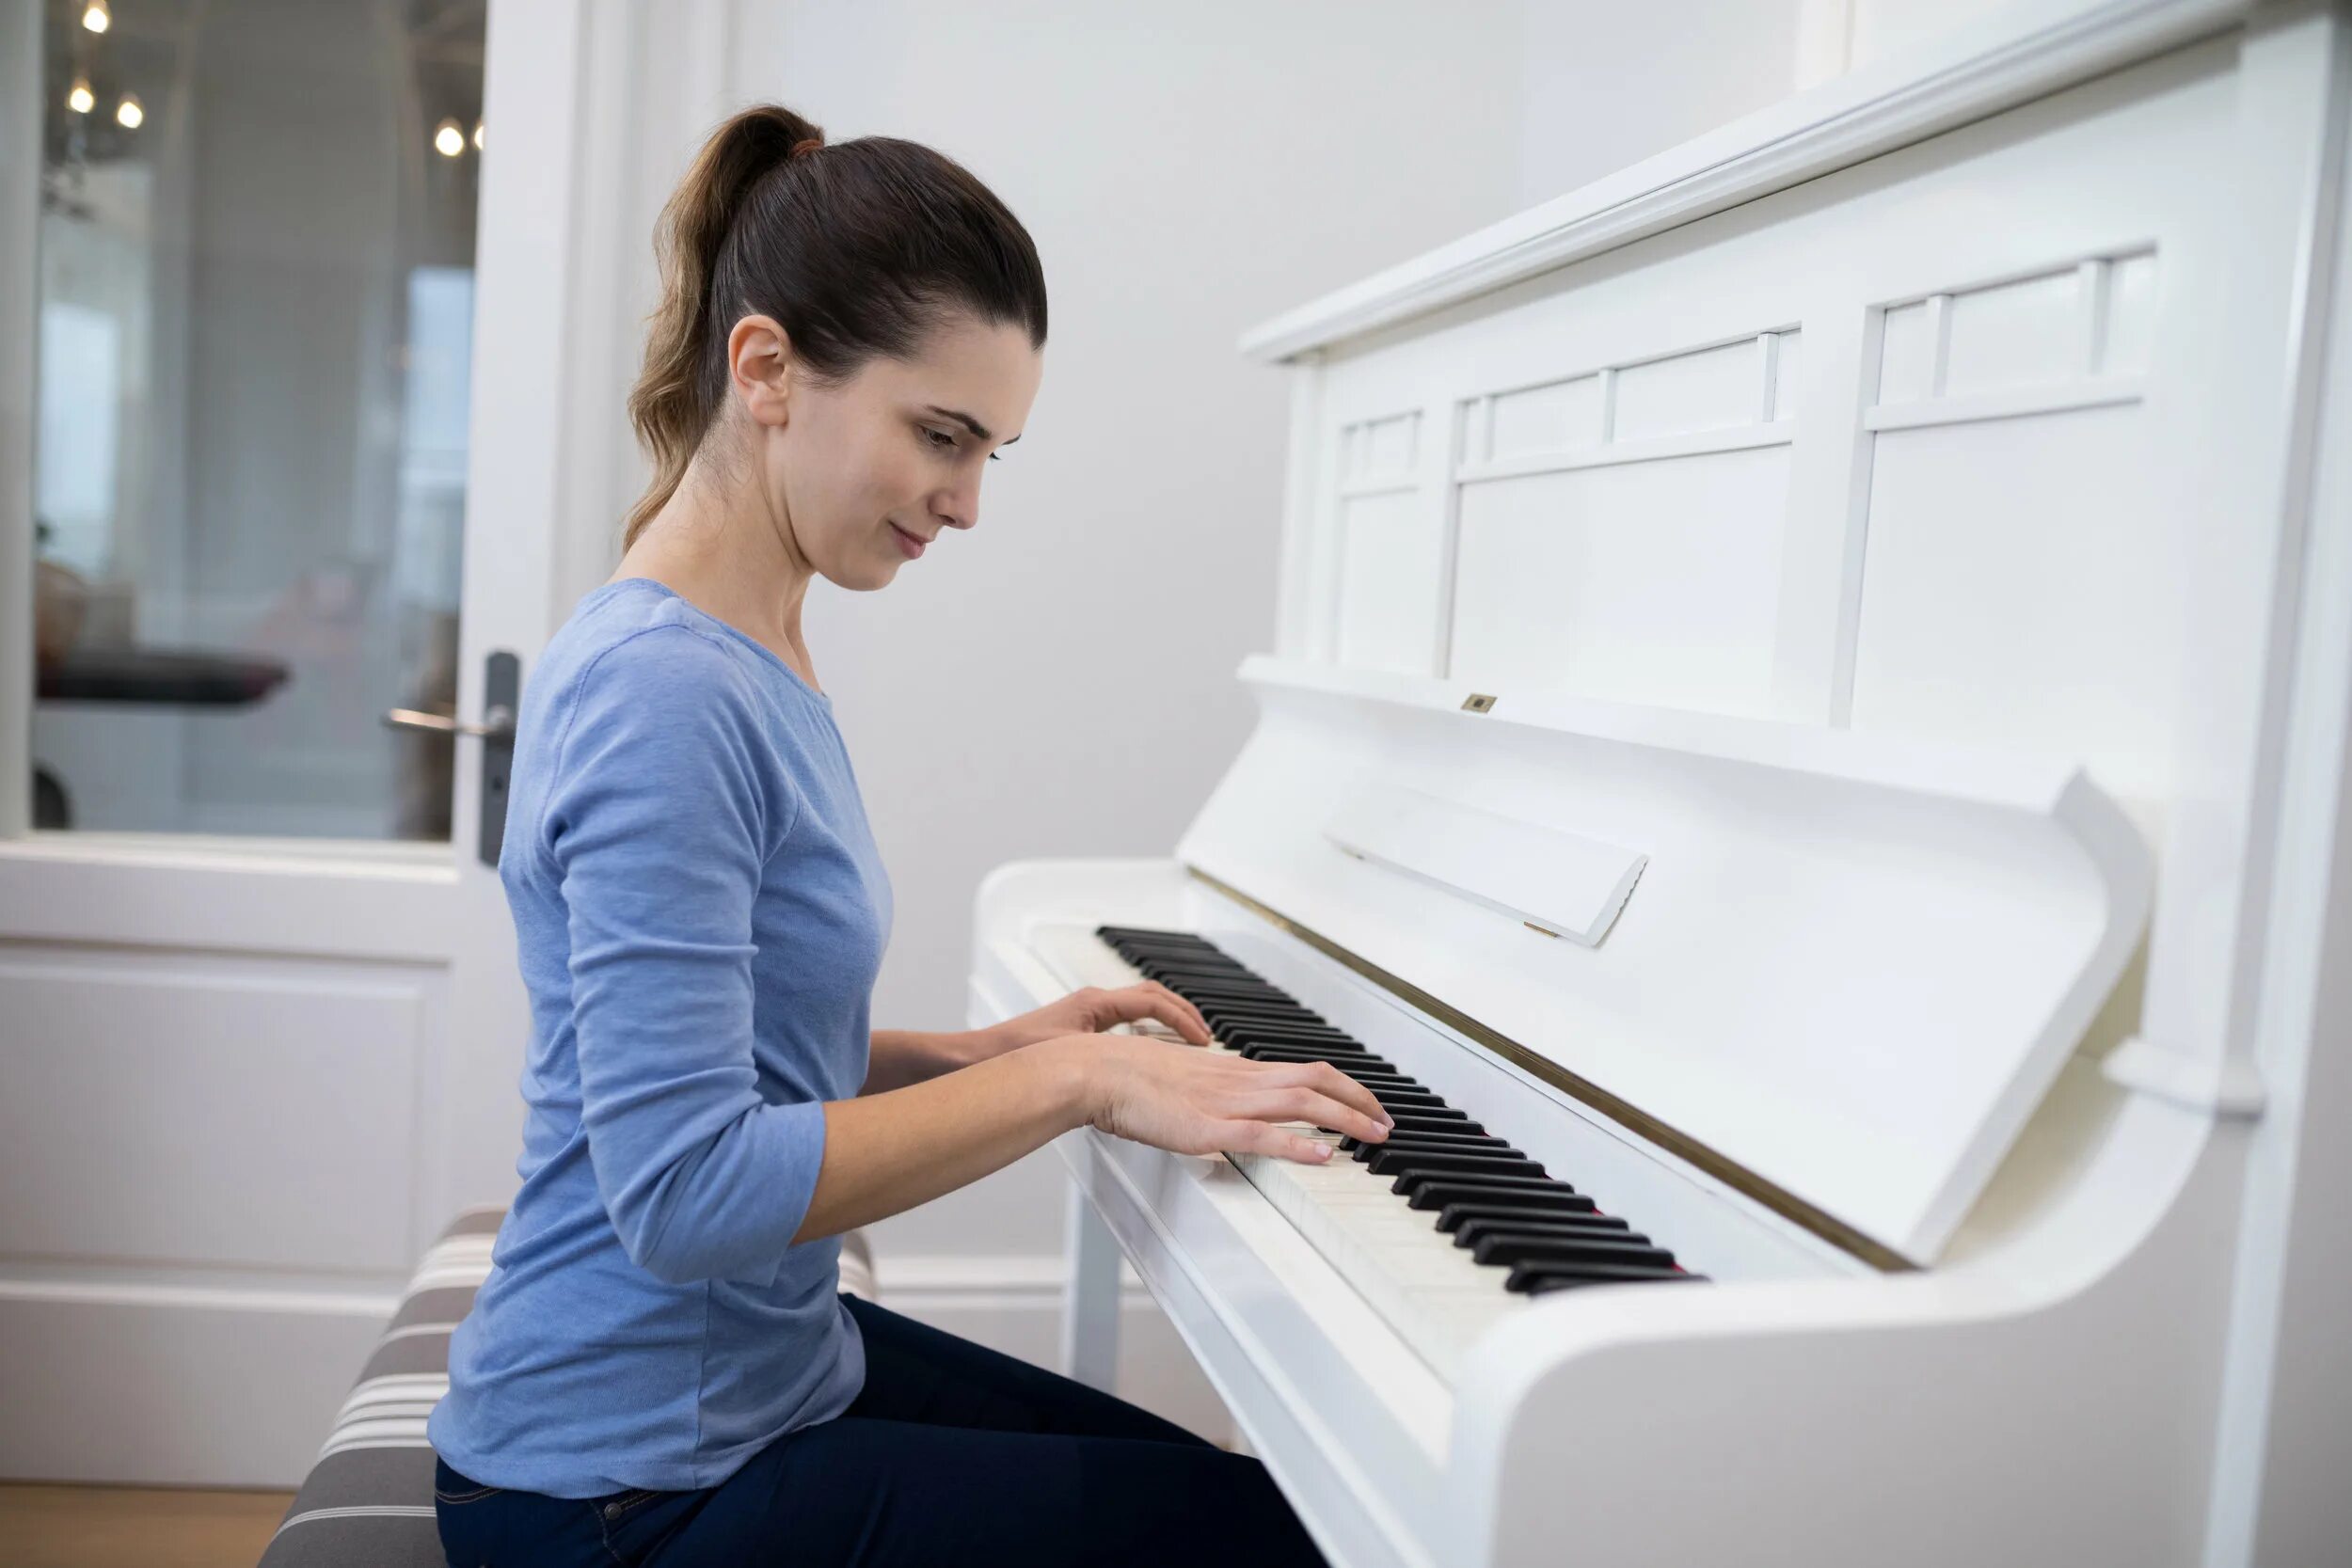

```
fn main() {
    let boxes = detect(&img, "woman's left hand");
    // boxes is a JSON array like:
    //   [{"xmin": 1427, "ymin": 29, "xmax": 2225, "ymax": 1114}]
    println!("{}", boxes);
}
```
[{"xmin": 980, "ymin": 984, "xmax": 1215, "ymax": 1057}]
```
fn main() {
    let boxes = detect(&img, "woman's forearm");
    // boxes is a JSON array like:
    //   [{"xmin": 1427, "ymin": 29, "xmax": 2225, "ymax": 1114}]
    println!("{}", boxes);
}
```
[
  {"xmin": 861, "ymin": 1027, "xmax": 989, "ymax": 1095},
  {"xmin": 795, "ymin": 1039, "xmax": 1089, "ymax": 1243}
]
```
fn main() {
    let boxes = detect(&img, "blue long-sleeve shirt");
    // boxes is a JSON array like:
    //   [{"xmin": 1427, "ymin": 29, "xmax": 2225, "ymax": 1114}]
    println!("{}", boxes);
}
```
[{"xmin": 429, "ymin": 577, "xmax": 892, "ymax": 1497}]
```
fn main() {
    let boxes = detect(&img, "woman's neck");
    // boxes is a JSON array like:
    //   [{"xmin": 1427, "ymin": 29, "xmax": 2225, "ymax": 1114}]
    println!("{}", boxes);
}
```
[{"xmin": 612, "ymin": 458, "xmax": 820, "ymax": 689}]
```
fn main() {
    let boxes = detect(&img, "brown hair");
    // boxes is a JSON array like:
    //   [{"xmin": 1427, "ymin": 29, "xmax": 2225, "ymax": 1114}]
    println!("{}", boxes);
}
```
[{"xmin": 622, "ymin": 104, "xmax": 1049, "ymax": 546}]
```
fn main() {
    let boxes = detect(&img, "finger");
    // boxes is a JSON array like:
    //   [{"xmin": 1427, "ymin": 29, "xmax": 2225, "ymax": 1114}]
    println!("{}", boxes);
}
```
[
  {"xmin": 1100, "ymin": 984, "xmax": 1213, "ymax": 1047},
  {"xmin": 1235, "ymin": 1087, "xmax": 1387, "ymax": 1144},
  {"xmin": 1223, "ymin": 1118, "xmax": 1335, "ymax": 1164},
  {"xmin": 1142, "ymin": 981, "xmax": 1214, "ymax": 1045},
  {"xmin": 1283, "ymin": 1061, "xmax": 1391, "ymax": 1128}
]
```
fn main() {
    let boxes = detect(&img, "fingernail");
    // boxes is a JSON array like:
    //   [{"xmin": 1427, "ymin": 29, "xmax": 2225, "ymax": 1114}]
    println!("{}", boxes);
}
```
[{"xmin": 1311, "ymin": 1144, "xmax": 1332, "ymax": 1162}]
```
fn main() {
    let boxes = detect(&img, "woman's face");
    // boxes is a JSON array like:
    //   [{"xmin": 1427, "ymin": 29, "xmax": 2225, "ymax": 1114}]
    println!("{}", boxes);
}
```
[{"xmin": 736, "ymin": 310, "xmax": 1043, "ymax": 592}]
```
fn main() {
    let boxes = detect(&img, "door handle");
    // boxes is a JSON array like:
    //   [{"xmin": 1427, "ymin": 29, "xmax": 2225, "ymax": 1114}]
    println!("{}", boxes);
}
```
[
  {"xmin": 382, "ymin": 704, "xmax": 516, "ymax": 739},
  {"xmin": 381, "ymin": 650, "xmax": 522, "ymax": 867}
]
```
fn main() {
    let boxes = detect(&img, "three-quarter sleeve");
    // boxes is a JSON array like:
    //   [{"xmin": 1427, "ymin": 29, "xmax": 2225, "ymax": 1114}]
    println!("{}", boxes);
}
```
[{"xmin": 542, "ymin": 626, "xmax": 823, "ymax": 1287}]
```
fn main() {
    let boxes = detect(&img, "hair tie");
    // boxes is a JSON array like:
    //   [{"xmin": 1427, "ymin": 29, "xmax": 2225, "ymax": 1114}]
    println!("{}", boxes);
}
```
[{"xmin": 788, "ymin": 137, "xmax": 823, "ymax": 160}]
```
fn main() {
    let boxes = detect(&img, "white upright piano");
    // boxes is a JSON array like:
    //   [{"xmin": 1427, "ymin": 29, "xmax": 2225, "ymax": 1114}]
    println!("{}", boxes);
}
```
[{"xmin": 970, "ymin": 3, "xmax": 2352, "ymax": 1562}]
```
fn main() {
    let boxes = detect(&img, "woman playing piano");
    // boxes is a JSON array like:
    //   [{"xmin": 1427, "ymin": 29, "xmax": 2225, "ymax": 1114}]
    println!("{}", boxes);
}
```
[{"xmin": 424, "ymin": 103, "xmax": 1391, "ymax": 1568}]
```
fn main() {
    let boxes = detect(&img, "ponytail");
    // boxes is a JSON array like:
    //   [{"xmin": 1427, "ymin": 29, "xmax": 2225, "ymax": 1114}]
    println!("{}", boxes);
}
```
[
  {"xmin": 621, "ymin": 104, "xmax": 1048, "ymax": 548},
  {"xmin": 624, "ymin": 105, "xmax": 824, "ymax": 546}
]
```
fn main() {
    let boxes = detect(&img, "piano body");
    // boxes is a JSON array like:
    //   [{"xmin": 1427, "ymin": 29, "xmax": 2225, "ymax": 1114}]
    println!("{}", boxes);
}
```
[{"xmin": 970, "ymin": 3, "xmax": 2352, "ymax": 1563}]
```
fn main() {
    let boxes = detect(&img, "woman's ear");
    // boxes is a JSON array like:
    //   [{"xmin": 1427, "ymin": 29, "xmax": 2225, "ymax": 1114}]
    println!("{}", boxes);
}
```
[{"xmin": 727, "ymin": 314, "xmax": 794, "ymax": 430}]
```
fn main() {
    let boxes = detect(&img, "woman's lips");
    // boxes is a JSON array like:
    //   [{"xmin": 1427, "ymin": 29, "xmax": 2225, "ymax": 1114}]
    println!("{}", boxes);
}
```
[{"xmin": 889, "ymin": 522, "xmax": 927, "ymax": 560}]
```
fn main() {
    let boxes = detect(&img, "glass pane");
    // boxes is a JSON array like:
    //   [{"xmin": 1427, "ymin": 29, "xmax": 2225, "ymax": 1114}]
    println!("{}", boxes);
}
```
[{"xmin": 26, "ymin": 0, "xmax": 485, "ymax": 840}]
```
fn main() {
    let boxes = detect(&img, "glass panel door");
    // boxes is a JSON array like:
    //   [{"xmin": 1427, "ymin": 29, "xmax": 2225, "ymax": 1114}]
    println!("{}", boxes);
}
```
[{"xmin": 27, "ymin": 0, "xmax": 485, "ymax": 839}]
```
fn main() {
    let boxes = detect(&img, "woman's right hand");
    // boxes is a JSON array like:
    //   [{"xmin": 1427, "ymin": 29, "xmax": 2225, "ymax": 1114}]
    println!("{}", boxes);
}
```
[{"xmin": 1045, "ymin": 1033, "xmax": 1394, "ymax": 1164}]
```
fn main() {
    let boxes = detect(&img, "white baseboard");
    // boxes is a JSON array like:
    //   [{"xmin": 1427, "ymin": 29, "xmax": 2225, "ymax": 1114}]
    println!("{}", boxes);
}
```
[
  {"xmin": 0, "ymin": 1252, "xmax": 1235, "ymax": 1487},
  {"xmin": 0, "ymin": 1288, "xmax": 388, "ymax": 1487}
]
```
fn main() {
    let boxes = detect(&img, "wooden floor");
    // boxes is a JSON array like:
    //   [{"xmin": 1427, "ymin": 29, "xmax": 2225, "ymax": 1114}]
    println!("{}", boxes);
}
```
[{"xmin": 0, "ymin": 1483, "xmax": 294, "ymax": 1568}]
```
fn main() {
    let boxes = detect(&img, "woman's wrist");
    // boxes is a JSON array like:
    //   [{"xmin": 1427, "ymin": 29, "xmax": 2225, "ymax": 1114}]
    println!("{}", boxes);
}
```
[{"xmin": 1021, "ymin": 1034, "xmax": 1103, "ymax": 1133}]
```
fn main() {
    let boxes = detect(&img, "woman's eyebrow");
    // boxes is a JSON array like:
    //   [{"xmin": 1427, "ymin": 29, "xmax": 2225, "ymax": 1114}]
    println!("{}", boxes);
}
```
[{"xmin": 925, "ymin": 404, "xmax": 1020, "ymax": 445}]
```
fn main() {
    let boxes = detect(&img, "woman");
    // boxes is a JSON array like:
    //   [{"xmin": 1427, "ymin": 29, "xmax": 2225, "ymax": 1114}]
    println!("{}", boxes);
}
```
[{"xmin": 425, "ymin": 104, "xmax": 1393, "ymax": 1568}]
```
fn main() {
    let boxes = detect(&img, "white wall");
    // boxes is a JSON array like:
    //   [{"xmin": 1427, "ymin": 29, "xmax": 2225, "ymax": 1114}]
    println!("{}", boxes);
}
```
[
  {"xmin": 1514, "ymin": 0, "xmax": 2122, "ymax": 209},
  {"xmin": 1518, "ymin": 0, "xmax": 1802, "ymax": 207}
]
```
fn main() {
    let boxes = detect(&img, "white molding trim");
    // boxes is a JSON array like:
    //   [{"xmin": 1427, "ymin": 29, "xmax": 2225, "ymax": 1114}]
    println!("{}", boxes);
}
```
[
  {"xmin": 1862, "ymin": 376, "xmax": 2148, "ymax": 431},
  {"xmin": 875, "ymin": 1251, "xmax": 1149, "ymax": 1307},
  {"xmin": 0, "ymin": 2, "xmax": 39, "ymax": 841},
  {"xmin": 1239, "ymin": 0, "xmax": 2255, "ymax": 362},
  {"xmin": 1455, "ymin": 420, "xmax": 1797, "ymax": 483}
]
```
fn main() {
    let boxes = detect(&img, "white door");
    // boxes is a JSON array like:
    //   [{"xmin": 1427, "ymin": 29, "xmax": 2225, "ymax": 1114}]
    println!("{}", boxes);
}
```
[{"xmin": 0, "ymin": 0, "xmax": 594, "ymax": 1487}]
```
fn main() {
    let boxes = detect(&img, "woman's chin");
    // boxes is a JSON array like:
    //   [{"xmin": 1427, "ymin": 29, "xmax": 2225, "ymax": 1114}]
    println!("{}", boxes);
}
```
[{"xmin": 830, "ymin": 557, "xmax": 904, "ymax": 594}]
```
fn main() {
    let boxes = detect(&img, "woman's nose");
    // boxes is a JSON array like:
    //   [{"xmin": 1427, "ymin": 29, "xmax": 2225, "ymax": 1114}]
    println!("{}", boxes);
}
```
[{"xmin": 934, "ymin": 483, "xmax": 980, "ymax": 531}]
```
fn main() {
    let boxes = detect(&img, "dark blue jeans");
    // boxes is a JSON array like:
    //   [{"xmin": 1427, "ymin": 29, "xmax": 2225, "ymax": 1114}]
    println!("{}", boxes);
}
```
[{"xmin": 434, "ymin": 1292, "xmax": 1326, "ymax": 1567}]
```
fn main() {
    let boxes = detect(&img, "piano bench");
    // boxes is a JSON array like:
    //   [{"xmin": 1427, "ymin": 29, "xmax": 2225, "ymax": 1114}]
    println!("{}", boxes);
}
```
[{"xmin": 255, "ymin": 1206, "xmax": 880, "ymax": 1567}]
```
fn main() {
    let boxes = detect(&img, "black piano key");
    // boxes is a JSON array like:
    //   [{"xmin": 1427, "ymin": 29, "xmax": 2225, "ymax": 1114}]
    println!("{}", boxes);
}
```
[
  {"xmin": 1200, "ymin": 1004, "xmax": 1329, "ymax": 1026},
  {"xmin": 1145, "ymin": 960, "xmax": 1263, "ymax": 977},
  {"xmin": 1315, "ymin": 1106, "xmax": 1470, "ymax": 1136},
  {"xmin": 1339, "ymin": 1126, "xmax": 1507, "ymax": 1150},
  {"xmin": 1096, "ymin": 926, "xmax": 1217, "ymax": 948},
  {"xmin": 1181, "ymin": 989, "xmax": 1299, "ymax": 1009},
  {"xmin": 1111, "ymin": 946, "xmax": 1231, "ymax": 968},
  {"xmin": 1216, "ymin": 1029, "xmax": 1354, "ymax": 1053},
  {"xmin": 1509, "ymin": 1264, "xmax": 1702, "ymax": 1294},
  {"xmin": 1212, "ymin": 1011, "xmax": 1347, "ymax": 1031},
  {"xmin": 1367, "ymin": 1148, "xmax": 1546, "ymax": 1180},
  {"xmin": 1208, "ymin": 1019, "xmax": 1343, "ymax": 1041},
  {"xmin": 1205, "ymin": 1008, "xmax": 1336, "ymax": 1029},
  {"xmin": 1145, "ymin": 967, "xmax": 1265, "ymax": 990},
  {"xmin": 1446, "ymin": 1208, "xmax": 1623, "ymax": 1239},
  {"xmin": 1387, "ymin": 1111, "xmax": 1479, "ymax": 1134},
  {"xmin": 1361, "ymin": 1086, "xmax": 1449, "ymax": 1113},
  {"xmin": 1232, "ymin": 1036, "xmax": 1370, "ymax": 1054},
  {"xmin": 1343, "ymin": 1130, "xmax": 1515, "ymax": 1159},
  {"xmin": 1212, "ymin": 1027, "xmax": 1345, "ymax": 1050},
  {"xmin": 1209, "ymin": 1021, "xmax": 1342, "ymax": 1044},
  {"xmin": 1470, "ymin": 1234, "xmax": 1677, "ymax": 1271},
  {"xmin": 1400, "ymin": 1173, "xmax": 1581, "ymax": 1206},
  {"xmin": 1245, "ymin": 1050, "xmax": 1397, "ymax": 1073},
  {"xmin": 1235, "ymin": 1040, "xmax": 1381, "ymax": 1061}
]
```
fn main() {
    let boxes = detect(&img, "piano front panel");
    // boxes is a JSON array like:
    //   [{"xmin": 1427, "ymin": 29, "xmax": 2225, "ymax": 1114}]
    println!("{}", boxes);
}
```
[{"xmin": 1287, "ymin": 32, "xmax": 2268, "ymax": 834}]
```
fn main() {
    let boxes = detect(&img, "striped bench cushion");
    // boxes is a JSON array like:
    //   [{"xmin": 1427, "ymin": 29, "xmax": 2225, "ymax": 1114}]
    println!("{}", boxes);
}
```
[{"xmin": 259, "ymin": 1207, "xmax": 879, "ymax": 1568}]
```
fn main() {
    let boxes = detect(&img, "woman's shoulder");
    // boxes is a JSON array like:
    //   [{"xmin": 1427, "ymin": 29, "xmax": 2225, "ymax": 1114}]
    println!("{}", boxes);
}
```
[
  {"xmin": 546, "ymin": 581, "xmax": 770, "ymax": 705},
  {"xmin": 529, "ymin": 584, "xmax": 790, "ymax": 768}
]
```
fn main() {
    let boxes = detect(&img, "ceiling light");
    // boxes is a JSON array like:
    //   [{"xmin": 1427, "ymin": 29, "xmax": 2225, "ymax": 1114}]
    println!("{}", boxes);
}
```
[
  {"xmin": 82, "ymin": 1, "xmax": 109, "ymax": 34},
  {"xmin": 472, "ymin": 119, "xmax": 484, "ymax": 150},
  {"xmin": 115, "ymin": 94, "xmax": 143, "ymax": 130},
  {"xmin": 433, "ymin": 119, "xmax": 465, "ymax": 158},
  {"xmin": 67, "ymin": 77, "xmax": 94, "ymax": 115}
]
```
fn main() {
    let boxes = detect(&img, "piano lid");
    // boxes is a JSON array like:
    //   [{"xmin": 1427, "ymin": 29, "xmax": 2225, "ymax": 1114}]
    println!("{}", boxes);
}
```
[{"xmin": 1177, "ymin": 657, "xmax": 2152, "ymax": 1268}]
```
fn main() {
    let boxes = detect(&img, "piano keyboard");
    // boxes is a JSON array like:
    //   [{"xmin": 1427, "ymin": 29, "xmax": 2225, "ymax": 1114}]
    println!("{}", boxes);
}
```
[{"xmin": 1086, "ymin": 924, "xmax": 1705, "ymax": 1376}]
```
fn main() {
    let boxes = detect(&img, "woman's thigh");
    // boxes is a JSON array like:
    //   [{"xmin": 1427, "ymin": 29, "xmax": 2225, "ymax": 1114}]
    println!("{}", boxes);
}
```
[
  {"xmin": 639, "ymin": 1415, "xmax": 1326, "ymax": 1568},
  {"xmin": 838, "ymin": 1292, "xmax": 1212, "ymax": 1447}
]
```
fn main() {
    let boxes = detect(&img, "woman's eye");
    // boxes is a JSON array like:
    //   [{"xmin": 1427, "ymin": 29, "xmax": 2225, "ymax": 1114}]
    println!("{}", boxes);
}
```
[{"xmin": 923, "ymin": 425, "xmax": 1003, "ymax": 461}]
